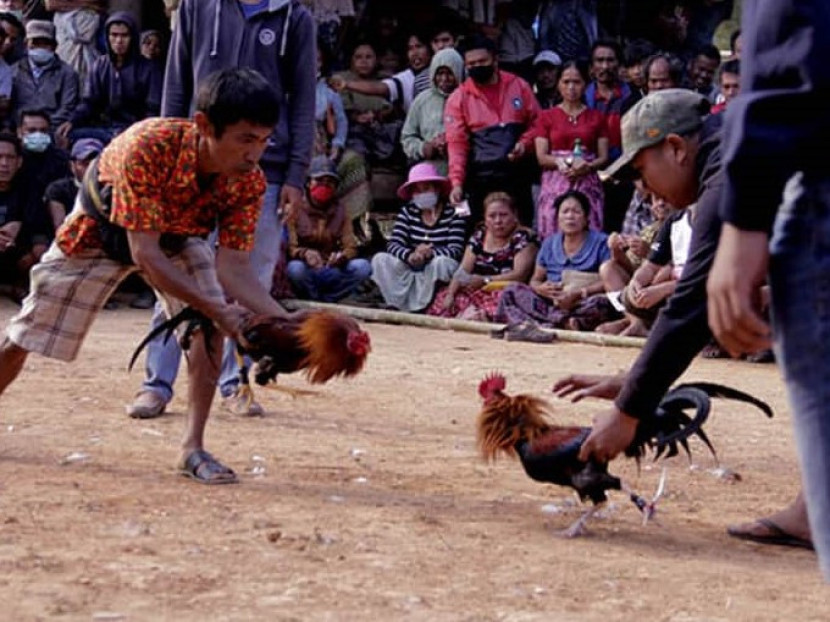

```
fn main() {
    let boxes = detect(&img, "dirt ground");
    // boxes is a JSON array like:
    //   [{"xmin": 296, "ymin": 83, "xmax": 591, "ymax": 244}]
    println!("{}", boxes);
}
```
[{"xmin": 0, "ymin": 297, "xmax": 827, "ymax": 621}]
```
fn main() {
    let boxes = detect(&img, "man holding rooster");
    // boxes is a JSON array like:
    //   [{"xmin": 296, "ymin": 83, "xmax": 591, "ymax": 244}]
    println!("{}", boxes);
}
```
[
  {"xmin": 0, "ymin": 68, "xmax": 288, "ymax": 484},
  {"xmin": 556, "ymin": 85, "xmax": 812, "ymax": 553}
]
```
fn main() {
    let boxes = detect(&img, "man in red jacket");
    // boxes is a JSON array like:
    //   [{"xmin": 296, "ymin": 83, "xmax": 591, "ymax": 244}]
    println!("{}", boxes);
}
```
[{"xmin": 444, "ymin": 34, "xmax": 538, "ymax": 226}]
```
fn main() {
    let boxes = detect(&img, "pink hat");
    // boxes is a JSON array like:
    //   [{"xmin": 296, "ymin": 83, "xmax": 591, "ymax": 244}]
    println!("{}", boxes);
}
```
[{"xmin": 397, "ymin": 162, "xmax": 452, "ymax": 201}]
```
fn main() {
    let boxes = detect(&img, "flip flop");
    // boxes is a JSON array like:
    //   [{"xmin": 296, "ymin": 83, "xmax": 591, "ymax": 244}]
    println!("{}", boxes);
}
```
[
  {"xmin": 179, "ymin": 449, "xmax": 238, "ymax": 485},
  {"xmin": 727, "ymin": 518, "xmax": 814, "ymax": 550}
]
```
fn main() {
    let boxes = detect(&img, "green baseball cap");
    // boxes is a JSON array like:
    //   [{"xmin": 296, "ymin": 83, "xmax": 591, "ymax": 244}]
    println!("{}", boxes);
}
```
[{"xmin": 603, "ymin": 89, "xmax": 711, "ymax": 181}]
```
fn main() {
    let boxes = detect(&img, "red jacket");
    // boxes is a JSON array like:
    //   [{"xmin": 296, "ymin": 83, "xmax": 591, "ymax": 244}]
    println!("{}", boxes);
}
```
[{"xmin": 444, "ymin": 70, "xmax": 539, "ymax": 188}]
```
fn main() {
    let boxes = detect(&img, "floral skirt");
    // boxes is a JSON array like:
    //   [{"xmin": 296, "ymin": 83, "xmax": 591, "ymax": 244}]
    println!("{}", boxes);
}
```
[
  {"xmin": 536, "ymin": 151, "xmax": 605, "ymax": 239},
  {"xmin": 427, "ymin": 285, "xmax": 502, "ymax": 321},
  {"xmin": 495, "ymin": 283, "xmax": 620, "ymax": 330}
]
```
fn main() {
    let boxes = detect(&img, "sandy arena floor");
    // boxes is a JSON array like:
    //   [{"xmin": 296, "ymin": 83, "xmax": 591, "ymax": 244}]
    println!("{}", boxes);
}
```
[{"xmin": 0, "ymin": 298, "xmax": 826, "ymax": 621}]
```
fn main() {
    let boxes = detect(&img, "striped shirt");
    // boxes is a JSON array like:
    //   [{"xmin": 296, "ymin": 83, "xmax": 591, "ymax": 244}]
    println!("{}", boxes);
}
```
[{"xmin": 386, "ymin": 204, "xmax": 467, "ymax": 262}]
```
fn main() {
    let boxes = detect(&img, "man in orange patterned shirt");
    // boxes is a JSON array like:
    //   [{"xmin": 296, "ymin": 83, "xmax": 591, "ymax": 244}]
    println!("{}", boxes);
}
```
[{"xmin": 0, "ymin": 68, "xmax": 288, "ymax": 484}]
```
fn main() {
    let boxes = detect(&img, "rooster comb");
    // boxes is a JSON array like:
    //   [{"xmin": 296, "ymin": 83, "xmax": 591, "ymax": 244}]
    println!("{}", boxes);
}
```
[{"xmin": 478, "ymin": 372, "xmax": 507, "ymax": 400}]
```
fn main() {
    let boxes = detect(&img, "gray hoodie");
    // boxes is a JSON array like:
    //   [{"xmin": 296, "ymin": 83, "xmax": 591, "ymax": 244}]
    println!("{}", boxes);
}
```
[
  {"xmin": 162, "ymin": 0, "xmax": 316, "ymax": 187},
  {"xmin": 401, "ymin": 48, "xmax": 464, "ymax": 164}
]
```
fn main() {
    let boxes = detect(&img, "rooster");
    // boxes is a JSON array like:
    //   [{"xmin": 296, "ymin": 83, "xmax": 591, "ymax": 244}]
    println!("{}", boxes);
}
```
[
  {"xmin": 476, "ymin": 373, "xmax": 773, "ymax": 536},
  {"xmin": 129, "ymin": 308, "xmax": 371, "ymax": 399}
]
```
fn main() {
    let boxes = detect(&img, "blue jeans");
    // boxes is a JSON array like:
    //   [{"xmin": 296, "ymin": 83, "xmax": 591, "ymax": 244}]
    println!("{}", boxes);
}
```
[
  {"xmin": 769, "ymin": 173, "xmax": 830, "ymax": 581},
  {"xmin": 286, "ymin": 258, "xmax": 372, "ymax": 302},
  {"xmin": 138, "ymin": 183, "xmax": 283, "ymax": 401}
]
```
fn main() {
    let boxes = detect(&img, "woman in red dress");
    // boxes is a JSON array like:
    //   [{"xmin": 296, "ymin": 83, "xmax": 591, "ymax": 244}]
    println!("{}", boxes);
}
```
[{"xmin": 534, "ymin": 60, "xmax": 609, "ymax": 239}]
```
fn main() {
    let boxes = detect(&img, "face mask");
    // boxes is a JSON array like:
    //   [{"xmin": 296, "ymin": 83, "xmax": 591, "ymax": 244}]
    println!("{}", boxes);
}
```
[
  {"xmin": 309, "ymin": 184, "xmax": 336, "ymax": 206},
  {"xmin": 22, "ymin": 131, "xmax": 51, "ymax": 153},
  {"xmin": 28, "ymin": 48, "xmax": 55, "ymax": 66},
  {"xmin": 468, "ymin": 64, "xmax": 495, "ymax": 84},
  {"xmin": 412, "ymin": 191, "xmax": 439, "ymax": 210}
]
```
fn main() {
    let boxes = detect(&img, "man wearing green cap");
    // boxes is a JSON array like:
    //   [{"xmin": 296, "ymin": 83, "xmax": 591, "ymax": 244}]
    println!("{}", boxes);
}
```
[{"xmin": 551, "ymin": 87, "xmax": 812, "ymax": 549}]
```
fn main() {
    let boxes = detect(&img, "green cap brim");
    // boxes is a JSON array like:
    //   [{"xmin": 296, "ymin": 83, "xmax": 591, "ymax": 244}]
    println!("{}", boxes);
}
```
[{"xmin": 601, "ymin": 149, "xmax": 640, "ymax": 183}]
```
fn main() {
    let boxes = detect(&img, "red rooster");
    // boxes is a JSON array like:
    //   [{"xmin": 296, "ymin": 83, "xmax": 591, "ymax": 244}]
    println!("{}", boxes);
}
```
[
  {"xmin": 476, "ymin": 372, "xmax": 772, "ymax": 536},
  {"xmin": 129, "ymin": 308, "xmax": 371, "ymax": 390}
]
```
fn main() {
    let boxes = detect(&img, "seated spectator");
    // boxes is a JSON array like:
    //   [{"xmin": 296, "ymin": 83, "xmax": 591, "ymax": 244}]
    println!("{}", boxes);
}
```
[
  {"xmin": 140, "ymin": 30, "xmax": 164, "ymax": 63},
  {"xmin": 17, "ymin": 109, "xmax": 71, "ymax": 200},
  {"xmin": 371, "ymin": 162, "xmax": 467, "ymax": 311},
  {"xmin": 286, "ymin": 156, "xmax": 372, "ymax": 302},
  {"xmin": 334, "ymin": 41, "xmax": 402, "ymax": 167},
  {"xmin": 43, "ymin": 136, "xmax": 103, "ymax": 233},
  {"xmin": 711, "ymin": 59, "xmax": 740, "ymax": 114},
  {"xmin": 531, "ymin": 50, "xmax": 562, "ymax": 110},
  {"xmin": 496, "ymin": 191, "xmax": 617, "ymax": 333},
  {"xmin": 534, "ymin": 60, "xmax": 608, "ymax": 238},
  {"xmin": 0, "ymin": 132, "xmax": 27, "ymax": 301},
  {"xmin": 597, "ymin": 194, "xmax": 676, "ymax": 334},
  {"xmin": 729, "ymin": 28, "xmax": 742, "ymax": 60},
  {"xmin": 686, "ymin": 44, "xmax": 721, "ymax": 103},
  {"xmin": 331, "ymin": 32, "xmax": 432, "ymax": 115},
  {"xmin": 401, "ymin": 47, "xmax": 463, "ymax": 173},
  {"xmin": 314, "ymin": 41, "xmax": 371, "ymax": 223},
  {"xmin": 600, "ymin": 199, "xmax": 694, "ymax": 339},
  {"xmin": 16, "ymin": 109, "xmax": 70, "ymax": 261},
  {"xmin": 57, "ymin": 12, "xmax": 162, "ymax": 145},
  {"xmin": 446, "ymin": 34, "xmax": 539, "ymax": 226},
  {"xmin": 12, "ymin": 20, "xmax": 80, "ymax": 132},
  {"xmin": 428, "ymin": 191, "xmax": 538, "ymax": 321},
  {"xmin": 620, "ymin": 179, "xmax": 656, "ymax": 237},
  {"xmin": 0, "ymin": 11, "xmax": 23, "ymax": 65}
]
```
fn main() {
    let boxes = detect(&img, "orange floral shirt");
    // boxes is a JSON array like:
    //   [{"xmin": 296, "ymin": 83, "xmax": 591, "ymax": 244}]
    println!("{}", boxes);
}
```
[{"xmin": 56, "ymin": 118, "xmax": 267, "ymax": 256}]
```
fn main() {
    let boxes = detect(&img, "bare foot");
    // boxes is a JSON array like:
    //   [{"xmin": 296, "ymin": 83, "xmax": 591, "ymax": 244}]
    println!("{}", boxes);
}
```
[
  {"xmin": 621, "ymin": 320, "xmax": 649, "ymax": 338},
  {"xmin": 596, "ymin": 318, "xmax": 630, "ymax": 335}
]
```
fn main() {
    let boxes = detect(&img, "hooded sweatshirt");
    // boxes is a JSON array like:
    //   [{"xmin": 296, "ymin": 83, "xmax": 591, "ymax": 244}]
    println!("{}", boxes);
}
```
[
  {"xmin": 162, "ymin": 0, "xmax": 316, "ymax": 188},
  {"xmin": 401, "ymin": 48, "xmax": 464, "ymax": 163},
  {"xmin": 70, "ymin": 12, "xmax": 163, "ymax": 129}
]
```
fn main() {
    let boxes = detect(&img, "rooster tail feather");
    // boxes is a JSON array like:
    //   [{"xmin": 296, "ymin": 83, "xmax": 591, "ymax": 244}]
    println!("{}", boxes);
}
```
[
  {"xmin": 674, "ymin": 382, "xmax": 773, "ymax": 418},
  {"xmin": 128, "ymin": 307, "xmax": 203, "ymax": 371}
]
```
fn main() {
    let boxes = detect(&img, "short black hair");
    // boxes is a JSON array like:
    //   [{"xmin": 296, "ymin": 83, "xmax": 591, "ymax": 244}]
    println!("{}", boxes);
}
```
[
  {"xmin": 729, "ymin": 29, "xmax": 741, "ymax": 54},
  {"xmin": 0, "ymin": 11, "xmax": 23, "ymax": 35},
  {"xmin": 590, "ymin": 40, "xmax": 622, "ymax": 62},
  {"xmin": 461, "ymin": 33, "xmax": 496, "ymax": 57},
  {"xmin": 644, "ymin": 52, "xmax": 684, "ymax": 85},
  {"xmin": 195, "ymin": 68, "xmax": 280, "ymax": 138},
  {"xmin": 0, "ymin": 131, "xmax": 22, "ymax": 156},
  {"xmin": 18, "ymin": 108, "xmax": 51, "ymax": 126},
  {"xmin": 719, "ymin": 59, "xmax": 740, "ymax": 78},
  {"xmin": 554, "ymin": 190, "xmax": 591, "ymax": 222},
  {"xmin": 695, "ymin": 44, "xmax": 722, "ymax": 65},
  {"xmin": 623, "ymin": 39, "xmax": 656, "ymax": 68}
]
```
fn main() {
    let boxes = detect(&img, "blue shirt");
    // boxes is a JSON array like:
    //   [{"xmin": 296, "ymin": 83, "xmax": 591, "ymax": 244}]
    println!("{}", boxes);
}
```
[
  {"xmin": 537, "ymin": 230, "xmax": 609, "ymax": 282},
  {"xmin": 239, "ymin": 0, "xmax": 270, "ymax": 19}
]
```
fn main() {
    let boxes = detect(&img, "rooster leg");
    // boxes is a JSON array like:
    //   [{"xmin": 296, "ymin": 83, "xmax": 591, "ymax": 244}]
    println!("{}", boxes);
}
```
[
  {"xmin": 621, "ymin": 468, "xmax": 668, "ymax": 526},
  {"xmin": 559, "ymin": 504, "xmax": 602, "ymax": 538}
]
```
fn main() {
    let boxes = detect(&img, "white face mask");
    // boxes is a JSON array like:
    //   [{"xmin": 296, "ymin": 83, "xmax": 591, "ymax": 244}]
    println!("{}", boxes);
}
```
[{"xmin": 411, "ymin": 191, "xmax": 439, "ymax": 210}]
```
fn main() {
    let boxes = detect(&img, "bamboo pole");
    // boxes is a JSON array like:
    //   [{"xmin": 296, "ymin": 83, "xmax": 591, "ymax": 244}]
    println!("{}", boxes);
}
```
[{"xmin": 283, "ymin": 299, "xmax": 646, "ymax": 349}]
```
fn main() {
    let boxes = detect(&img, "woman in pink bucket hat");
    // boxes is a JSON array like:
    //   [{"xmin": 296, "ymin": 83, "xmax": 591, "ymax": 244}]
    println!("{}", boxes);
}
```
[{"xmin": 371, "ymin": 162, "xmax": 467, "ymax": 312}]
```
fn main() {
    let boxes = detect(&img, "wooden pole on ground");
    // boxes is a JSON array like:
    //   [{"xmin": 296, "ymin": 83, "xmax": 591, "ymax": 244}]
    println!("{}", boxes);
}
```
[{"xmin": 283, "ymin": 300, "xmax": 646, "ymax": 349}]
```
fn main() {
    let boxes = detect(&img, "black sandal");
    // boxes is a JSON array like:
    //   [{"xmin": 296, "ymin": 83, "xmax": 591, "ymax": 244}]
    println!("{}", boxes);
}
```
[{"xmin": 179, "ymin": 449, "xmax": 238, "ymax": 485}]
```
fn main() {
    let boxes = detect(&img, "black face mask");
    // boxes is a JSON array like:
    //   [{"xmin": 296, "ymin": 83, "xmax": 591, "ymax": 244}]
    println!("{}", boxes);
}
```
[{"xmin": 468, "ymin": 64, "xmax": 495, "ymax": 84}]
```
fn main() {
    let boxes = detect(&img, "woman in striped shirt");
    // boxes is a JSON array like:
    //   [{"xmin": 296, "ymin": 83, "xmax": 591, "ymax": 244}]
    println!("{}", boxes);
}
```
[{"xmin": 371, "ymin": 162, "xmax": 467, "ymax": 312}]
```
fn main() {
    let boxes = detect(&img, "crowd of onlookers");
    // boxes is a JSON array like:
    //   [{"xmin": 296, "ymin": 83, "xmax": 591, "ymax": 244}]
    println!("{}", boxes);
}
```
[{"xmin": 0, "ymin": 0, "xmax": 755, "ymax": 357}]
